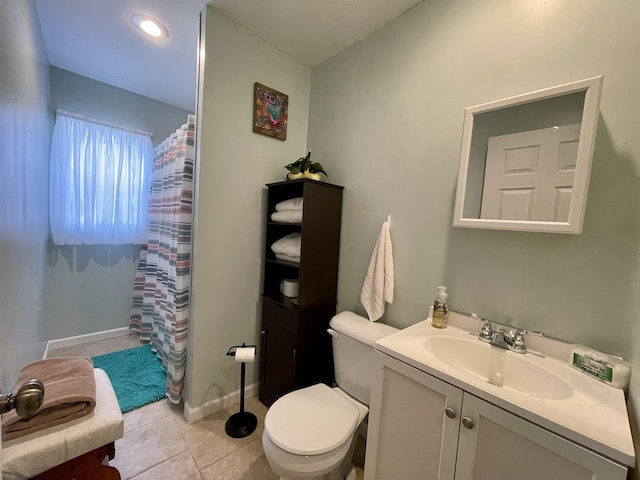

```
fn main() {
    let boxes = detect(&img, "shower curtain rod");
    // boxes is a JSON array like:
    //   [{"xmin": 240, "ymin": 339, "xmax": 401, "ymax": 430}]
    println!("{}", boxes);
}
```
[{"xmin": 55, "ymin": 109, "xmax": 154, "ymax": 139}]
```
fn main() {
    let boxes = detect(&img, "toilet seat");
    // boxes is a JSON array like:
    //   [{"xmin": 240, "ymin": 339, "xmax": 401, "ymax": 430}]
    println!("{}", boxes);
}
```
[{"xmin": 265, "ymin": 383, "xmax": 360, "ymax": 455}]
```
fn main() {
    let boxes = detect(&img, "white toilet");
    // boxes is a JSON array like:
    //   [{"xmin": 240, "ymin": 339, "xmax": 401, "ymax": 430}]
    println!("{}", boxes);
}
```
[{"xmin": 262, "ymin": 311, "xmax": 398, "ymax": 480}]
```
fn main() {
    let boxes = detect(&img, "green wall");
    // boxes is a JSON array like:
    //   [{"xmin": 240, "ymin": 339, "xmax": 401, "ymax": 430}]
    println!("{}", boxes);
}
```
[
  {"xmin": 307, "ymin": 0, "xmax": 640, "ymax": 471},
  {"xmin": 187, "ymin": 7, "xmax": 311, "ymax": 410},
  {"xmin": 0, "ymin": 0, "xmax": 49, "ymax": 391}
]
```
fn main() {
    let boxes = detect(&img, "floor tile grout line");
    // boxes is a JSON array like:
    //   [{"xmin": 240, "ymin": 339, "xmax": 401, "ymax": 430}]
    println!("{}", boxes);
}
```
[
  {"xmin": 115, "ymin": 413, "xmax": 189, "ymax": 480},
  {"xmin": 198, "ymin": 435, "xmax": 263, "ymax": 476},
  {"xmin": 126, "ymin": 449, "xmax": 191, "ymax": 480},
  {"xmin": 174, "ymin": 411, "xmax": 206, "ymax": 476},
  {"xmin": 122, "ymin": 402, "xmax": 174, "ymax": 433}
]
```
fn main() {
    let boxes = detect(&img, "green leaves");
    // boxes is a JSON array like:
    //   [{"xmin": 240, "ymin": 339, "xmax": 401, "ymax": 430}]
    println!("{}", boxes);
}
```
[
  {"xmin": 309, "ymin": 162, "xmax": 327, "ymax": 176},
  {"xmin": 284, "ymin": 151, "xmax": 328, "ymax": 177},
  {"xmin": 285, "ymin": 161, "xmax": 301, "ymax": 174}
]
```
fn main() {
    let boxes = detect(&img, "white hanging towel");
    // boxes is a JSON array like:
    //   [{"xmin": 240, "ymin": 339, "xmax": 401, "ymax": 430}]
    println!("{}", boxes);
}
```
[{"xmin": 360, "ymin": 219, "xmax": 394, "ymax": 321}]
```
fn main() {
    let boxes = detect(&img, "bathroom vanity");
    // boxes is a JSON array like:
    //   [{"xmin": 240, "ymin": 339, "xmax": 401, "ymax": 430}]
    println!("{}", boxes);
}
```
[{"xmin": 364, "ymin": 313, "xmax": 634, "ymax": 479}]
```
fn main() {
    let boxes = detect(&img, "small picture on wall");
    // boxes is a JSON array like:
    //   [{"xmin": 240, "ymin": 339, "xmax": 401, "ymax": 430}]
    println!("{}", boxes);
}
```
[{"xmin": 253, "ymin": 82, "xmax": 288, "ymax": 140}]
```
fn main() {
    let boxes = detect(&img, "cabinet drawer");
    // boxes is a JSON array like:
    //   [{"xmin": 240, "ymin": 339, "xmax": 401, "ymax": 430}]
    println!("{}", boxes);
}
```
[{"xmin": 263, "ymin": 299, "xmax": 298, "ymax": 334}]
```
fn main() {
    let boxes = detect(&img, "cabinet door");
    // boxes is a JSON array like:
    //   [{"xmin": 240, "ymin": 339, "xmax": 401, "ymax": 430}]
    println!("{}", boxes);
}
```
[
  {"xmin": 455, "ymin": 394, "xmax": 627, "ymax": 480},
  {"xmin": 365, "ymin": 353, "xmax": 464, "ymax": 480},
  {"xmin": 260, "ymin": 320, "xmax": 296, "ymax": 406}
]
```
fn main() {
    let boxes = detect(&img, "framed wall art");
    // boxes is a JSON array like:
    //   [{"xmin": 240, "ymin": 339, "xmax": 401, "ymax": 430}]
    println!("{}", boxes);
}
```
[{"xmin": 253, "ymin": 82, "xmax": 288, "ymax": 140}]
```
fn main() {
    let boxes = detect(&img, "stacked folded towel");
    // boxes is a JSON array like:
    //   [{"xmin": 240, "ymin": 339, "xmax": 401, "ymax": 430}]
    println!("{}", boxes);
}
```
[
  {"xmin": 271, "ymin": 211, "xmax": 302, "ymax": 223},
  {"xmin": 275, "ymin": 253, "xmax": 300, "ymax": 263},
  {"xmin": 276, "ymin": 197, "xmax": 303, "ymax": 211},
  {"xmin": 271, "ymin": 232, "xmax": 301, "ymax": 263},
  {"xmin": 271, "ymin": 197, "xmax": 303, "ymax": 223},
  {"xmin": 2, "ymin": 357, "xmax": 97, "ymax": 441}
]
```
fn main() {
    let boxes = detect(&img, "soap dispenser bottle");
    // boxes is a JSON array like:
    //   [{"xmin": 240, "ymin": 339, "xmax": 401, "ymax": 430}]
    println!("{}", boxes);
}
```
[{"xmin": 431, "ymin": 286, "xmax": 449, "ymax": 329}]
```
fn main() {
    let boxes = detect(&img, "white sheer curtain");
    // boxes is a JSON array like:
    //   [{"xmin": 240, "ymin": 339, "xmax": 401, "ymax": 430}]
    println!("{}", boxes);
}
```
[{"xmin": 49, "ymin": 111, "xmax": 154, "ymax": 245}]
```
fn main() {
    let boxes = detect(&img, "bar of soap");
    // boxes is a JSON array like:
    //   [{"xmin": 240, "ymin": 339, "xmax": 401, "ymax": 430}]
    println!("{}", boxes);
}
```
[{"xmin": 570, "ymin": 345, "xmax": 631, "ymax": 390}]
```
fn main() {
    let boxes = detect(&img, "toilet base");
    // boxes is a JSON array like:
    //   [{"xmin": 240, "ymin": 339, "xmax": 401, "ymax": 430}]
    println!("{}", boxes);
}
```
[
  {"xmin": 277, "ymin": 461, "xmax": 357, "ymax": 480},
  {"xmin": 264, "ymin": 428, "xmax": 362, "ymax": 480},
  {"xmin": 263, "ymin": 431, "xmax": 347, "ymax": 479}
]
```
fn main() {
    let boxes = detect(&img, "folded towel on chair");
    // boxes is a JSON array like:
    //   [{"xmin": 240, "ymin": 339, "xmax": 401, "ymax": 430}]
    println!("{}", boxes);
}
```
[
  {"xmin": 275, "ymin": 197, "xmax": 303, "ymax": 211},
  {"xmin": 271, "ymin": 210, "xmax": 303, "ymax": 223},
  {"xmin": 2, "ymin": 357, "xmax": 97, "ymax": 441}
]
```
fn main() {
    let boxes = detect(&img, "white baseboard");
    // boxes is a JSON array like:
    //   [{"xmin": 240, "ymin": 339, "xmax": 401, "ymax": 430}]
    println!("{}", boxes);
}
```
[
  {"xmin": 43, "ymin": 327, "xmax": 130, "ymax": 358},
  {"xmin": 184, "ymin": 382, "xmax": 260, "ymax": 424}
]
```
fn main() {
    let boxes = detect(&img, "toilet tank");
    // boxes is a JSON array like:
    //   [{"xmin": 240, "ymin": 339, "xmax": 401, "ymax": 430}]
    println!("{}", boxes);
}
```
[{"xmin": 329, "ymin": 311, "xmax": 398, "ymax": 405}]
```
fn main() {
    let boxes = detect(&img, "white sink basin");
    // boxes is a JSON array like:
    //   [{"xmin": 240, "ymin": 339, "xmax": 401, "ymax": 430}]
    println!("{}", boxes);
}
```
[
  {"xmin": 410, "ymin": 330, "xmax": 606, "ymax": 407},
  {"xmin": 418, "ymin": 335, "xmax": 572, "ymax": 400}
]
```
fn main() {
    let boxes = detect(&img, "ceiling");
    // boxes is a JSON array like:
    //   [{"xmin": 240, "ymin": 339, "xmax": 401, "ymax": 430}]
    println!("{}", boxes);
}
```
[{"xmin": 34, "ymin": 0, "xmax": 422, "ymax": 112}]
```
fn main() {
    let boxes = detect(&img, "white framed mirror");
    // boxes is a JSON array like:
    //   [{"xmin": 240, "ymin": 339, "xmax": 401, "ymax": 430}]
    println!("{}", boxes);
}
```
[{"xmin": 453, "ymin": 75, "xmax": 603, "ymax": 234}]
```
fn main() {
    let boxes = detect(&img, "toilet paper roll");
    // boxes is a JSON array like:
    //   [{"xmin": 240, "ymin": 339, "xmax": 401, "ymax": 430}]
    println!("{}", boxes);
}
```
[
  {"xmin": 235, "ymin": 347, "xmax": 255, "ymax": 363},
  {"xmin": 283, "ymin": 279, "xmax": 299, "ymax": 298}
]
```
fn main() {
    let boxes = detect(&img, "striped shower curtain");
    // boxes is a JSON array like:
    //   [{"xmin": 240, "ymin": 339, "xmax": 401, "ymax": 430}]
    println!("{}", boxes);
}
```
[{"xmin": 129, "ymin": 114, "xmax": 195, "ymax": 403}]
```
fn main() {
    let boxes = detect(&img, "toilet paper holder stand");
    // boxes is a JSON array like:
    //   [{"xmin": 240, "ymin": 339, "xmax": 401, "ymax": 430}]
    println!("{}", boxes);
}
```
[{"xmin": 225, "ymin": 343, "xmax": 257, "ymax": 438}]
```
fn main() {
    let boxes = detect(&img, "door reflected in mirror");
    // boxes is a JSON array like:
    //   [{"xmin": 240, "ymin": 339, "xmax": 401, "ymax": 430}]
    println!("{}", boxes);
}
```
[{"xmin": 453, "ymin": 76, "xmax": 603, "ymax": 234}]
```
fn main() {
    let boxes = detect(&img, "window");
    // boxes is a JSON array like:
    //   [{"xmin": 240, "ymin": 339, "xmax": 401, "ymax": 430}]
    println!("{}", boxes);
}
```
[{"xmin": 49, "ymin": 111, "xmax": 153, "ymax": 245}]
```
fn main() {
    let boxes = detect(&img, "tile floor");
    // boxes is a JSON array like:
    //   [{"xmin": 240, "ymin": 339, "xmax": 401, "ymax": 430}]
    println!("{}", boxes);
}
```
[{"xmin": 47, "ymin": 335, "xmax": 365, "ymax": 480}]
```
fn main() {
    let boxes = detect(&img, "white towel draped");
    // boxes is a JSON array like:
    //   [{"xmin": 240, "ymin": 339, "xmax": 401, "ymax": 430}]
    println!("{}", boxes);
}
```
[{"xmin": 360, "ymin": 220, "xmax": 394, "ymax": 322}]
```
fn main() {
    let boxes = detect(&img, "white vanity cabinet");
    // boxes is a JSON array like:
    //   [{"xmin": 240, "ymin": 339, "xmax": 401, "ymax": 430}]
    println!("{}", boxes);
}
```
[
  {"xmin": 364, "ymin": 352, "xmax": 627, "ymax": 480},
  {"xmin": 365, "ymin": 351, "xmax": 463, "ymax": 479}
]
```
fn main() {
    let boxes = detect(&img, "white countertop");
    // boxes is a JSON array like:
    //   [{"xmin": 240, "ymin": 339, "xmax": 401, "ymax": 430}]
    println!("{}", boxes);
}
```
[{"xmin": 374, "ymin": 314, "xmax": 635, "ymax": 467}]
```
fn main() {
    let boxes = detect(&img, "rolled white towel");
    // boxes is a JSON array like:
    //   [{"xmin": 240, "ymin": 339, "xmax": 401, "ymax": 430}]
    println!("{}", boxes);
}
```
[
  {"xmin": 271, "ymin": 210, "xmax": 303, "ymax": 223},
  {"xmin": 271, "ymin": 233, "xmax": 301, "ymax": 257},
  {"xmin": 275, "ymin": 197, "xmax": 303, "ymax": 211},
  {"xmin": 275, "ymin": 253, "xmax": 300, "ymax": 264}
]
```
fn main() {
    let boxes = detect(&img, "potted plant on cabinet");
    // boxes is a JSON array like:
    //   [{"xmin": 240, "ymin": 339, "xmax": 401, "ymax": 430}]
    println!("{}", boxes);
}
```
[{"xmin": 285, "ymin": 152, "xmax": 327, "ymax": 181}]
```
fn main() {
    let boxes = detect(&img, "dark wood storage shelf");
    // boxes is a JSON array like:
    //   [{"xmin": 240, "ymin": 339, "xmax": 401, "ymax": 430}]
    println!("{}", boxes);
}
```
[
  {"xmin": 259, "ymin": 179, "xmax": 343, "ymax": 407},
  {"xmin": 261, "ymin": 293, "xmax": 337, "ymax": 311},
  {"xmin": 265, "ymin": 258, "xmax": 301, "ymax": 269},
  {"xmin": 262, "ymin": 293, "xmax": 299, "ymax": 309}
]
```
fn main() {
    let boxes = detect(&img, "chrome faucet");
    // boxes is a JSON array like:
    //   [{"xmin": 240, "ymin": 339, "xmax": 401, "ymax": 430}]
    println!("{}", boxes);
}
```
[
  {"xmin": 471, "ymin": 313, "xmax": 543, "ymax": 354},
  {"xmin": 470, "ymin": 313, "xmax": 493, "ymax": 342}
]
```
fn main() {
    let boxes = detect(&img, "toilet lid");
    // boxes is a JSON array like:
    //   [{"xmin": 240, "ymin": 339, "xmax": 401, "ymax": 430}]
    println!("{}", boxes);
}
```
[{"xmin": 265, "ymin": 384, "xmax": 360, "ymax": 455}]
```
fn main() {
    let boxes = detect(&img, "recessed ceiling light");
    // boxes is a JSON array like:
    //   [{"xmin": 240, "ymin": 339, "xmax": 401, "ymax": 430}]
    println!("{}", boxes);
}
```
[{"xmin": 132, "ymin": 14, "xmax": 168, "ymax": 39}]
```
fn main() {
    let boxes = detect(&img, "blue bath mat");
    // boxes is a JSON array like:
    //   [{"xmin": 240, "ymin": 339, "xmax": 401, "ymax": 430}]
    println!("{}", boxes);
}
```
[{"xmin": 92, "ymin": 344, "xmax": 166, "ymax": 413}]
